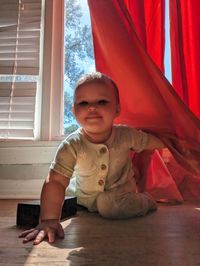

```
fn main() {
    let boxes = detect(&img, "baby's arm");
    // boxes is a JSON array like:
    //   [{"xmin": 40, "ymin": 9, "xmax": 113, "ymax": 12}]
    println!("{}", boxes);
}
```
[
  {"xmin": 145, "ymin": 134, "xmax": 165, "ymax": 150},
  {"xmin": 19, "ymin": 170, "xmax": 69, "ymax": 245}
]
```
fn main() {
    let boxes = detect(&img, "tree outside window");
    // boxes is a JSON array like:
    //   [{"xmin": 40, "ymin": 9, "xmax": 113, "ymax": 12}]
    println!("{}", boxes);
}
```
[{"xmin": 64, "ymin": 0, "xmax": 95, "ymax": 134}]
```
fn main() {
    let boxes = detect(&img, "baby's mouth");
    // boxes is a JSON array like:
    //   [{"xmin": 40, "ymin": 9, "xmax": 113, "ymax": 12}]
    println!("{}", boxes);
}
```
[{"xmin": 86, "ymin": 115, "xmax": 102, "ymax": 121}]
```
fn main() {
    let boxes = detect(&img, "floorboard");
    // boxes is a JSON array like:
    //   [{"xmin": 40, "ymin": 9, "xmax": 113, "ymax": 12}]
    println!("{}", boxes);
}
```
[{"xmin": 0, "ymin": 200, "xmax": 200, "ymax": 266}]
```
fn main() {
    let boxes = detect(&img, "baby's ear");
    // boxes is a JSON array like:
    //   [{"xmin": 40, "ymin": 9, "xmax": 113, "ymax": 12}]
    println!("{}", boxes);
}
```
[{"xmin": 72, "ymin": 105, "xmax": 75, "ymax": 114}]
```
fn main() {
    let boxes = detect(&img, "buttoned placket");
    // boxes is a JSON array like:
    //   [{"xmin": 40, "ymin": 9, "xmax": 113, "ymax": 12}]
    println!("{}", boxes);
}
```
[{"xmin": 97, "ymin": 145, "xmax": 109, "ymax": 191}]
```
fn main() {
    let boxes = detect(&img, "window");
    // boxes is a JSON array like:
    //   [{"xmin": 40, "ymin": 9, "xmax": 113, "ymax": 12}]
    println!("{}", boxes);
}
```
[
  {"xmin": 0, "ymin": 0, "xmax": 43, "ymax": 140},
  {"xmin": 63, "ymin": 0, "xmax": 95, "ymax": 135},
  {"xmin": 0, "ymin": 0, "xmax": 171, "ymax": 141},
  {"xmin": 63, "ymin": 0, "xmax": 172, "ymax": 135},
  {"xmin": 164, "ymin": 0, "xmax": 172, "ymax": 83}
]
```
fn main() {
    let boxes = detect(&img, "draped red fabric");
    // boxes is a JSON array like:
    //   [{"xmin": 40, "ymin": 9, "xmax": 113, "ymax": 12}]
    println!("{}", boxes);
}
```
[
  {"xmin": 123, "ymin": 0, "xmax": 165, "ymax": 72},
  {"xmin": 122, "ymin": 0, "xmax": 179, "ymax": 201},
  {"xmin": 88, "ymin": 0, "xmax": 200, "ymax": 200},
  {"xmin": 169, "ymin": 0, "xmax": 200, "ymax": 119}
]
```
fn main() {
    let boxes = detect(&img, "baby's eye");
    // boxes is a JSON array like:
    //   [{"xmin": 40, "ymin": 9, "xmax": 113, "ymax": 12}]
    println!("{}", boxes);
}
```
[
  {"xmin": 78, "ymin": 101, "xmax": 89, "ymax": 106},
  {"xmin": 98, "ymin": 100, "xmax": 109, "ymax": 106}
]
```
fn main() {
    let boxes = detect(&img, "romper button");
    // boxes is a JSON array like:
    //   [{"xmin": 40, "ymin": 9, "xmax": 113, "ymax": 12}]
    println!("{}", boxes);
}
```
[
  {"xmin": 101, "ymin": 164, "xmax": 107, "ymax": 170},
  {"xmin": 100, "ymin": 147, "xmax": 107, "ymax": 154},
  {"xmin": 98, "ymin": 179, "xmax": 104, "ymax": 186}
]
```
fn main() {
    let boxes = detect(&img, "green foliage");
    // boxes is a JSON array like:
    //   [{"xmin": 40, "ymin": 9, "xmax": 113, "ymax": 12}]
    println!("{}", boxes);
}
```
[
  {"xmin": 64, "ymin": 123, "xmax": 79, "ymax": 135},
  {"xmin": 64, "ymin": 0, "xmax": 94, "ymax": 133},
  {"xmin": 64, "ymin": 0, "xmax": 94, "ymax": 89}
]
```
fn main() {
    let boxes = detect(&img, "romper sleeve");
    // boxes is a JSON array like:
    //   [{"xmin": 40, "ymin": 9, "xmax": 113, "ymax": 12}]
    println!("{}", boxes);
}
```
[
  {"xmin": 128, "ymin": 127, "xmax": 149, "ymax": 153},
  {"xmin": 50, "ymin": 139, "xmax": 77, "ymax": 179}
]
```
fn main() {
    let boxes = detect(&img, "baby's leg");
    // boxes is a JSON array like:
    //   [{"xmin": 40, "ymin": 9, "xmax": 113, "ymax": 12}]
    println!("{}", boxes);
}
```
[{"xmin": 96, "ymin": 185, "xmax": 157, "ymax": 219}]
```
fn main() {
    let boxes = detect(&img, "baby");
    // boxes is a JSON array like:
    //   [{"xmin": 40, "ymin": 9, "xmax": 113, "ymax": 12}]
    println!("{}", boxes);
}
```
[{"xmin": 19, "ymin": 72, "xmax": 165, "ymax": 245}]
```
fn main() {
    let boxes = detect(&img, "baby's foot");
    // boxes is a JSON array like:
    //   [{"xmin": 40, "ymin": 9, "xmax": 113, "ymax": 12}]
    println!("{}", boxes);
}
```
[{"xmin": 144, "ymin": 192, "xmax": 157, "ymax": 211}]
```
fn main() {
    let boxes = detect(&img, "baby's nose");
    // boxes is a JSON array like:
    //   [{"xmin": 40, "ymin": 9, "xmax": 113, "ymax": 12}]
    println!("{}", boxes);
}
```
[{"xmin": 88, "ymin": 103, "xmax": 97, "ymax": 110}]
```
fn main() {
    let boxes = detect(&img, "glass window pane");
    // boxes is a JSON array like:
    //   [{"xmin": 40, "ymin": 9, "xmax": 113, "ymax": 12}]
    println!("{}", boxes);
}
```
[{"xmin": 63, "ymin": 0, "xmax": 95, "ymax": 135}]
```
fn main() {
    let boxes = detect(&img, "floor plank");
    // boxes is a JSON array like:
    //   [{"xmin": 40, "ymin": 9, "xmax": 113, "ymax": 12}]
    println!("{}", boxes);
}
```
[{"xmin": 0, "ymin": 200, "xmax": 200, "ymax": 266}]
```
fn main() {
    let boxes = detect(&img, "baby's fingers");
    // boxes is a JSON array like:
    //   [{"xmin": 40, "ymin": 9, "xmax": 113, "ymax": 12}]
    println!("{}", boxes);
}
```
[
  {"xmin": 47, "ymin": 229, "xmax": 55, "ymax": 243},
  {"xmin": 22, "ymin": 229, "xmax": 40, "ymax": 243},
  {"xmin": 33, "ymin": 230, "xmax": 46, "ymax": 245},
  {"xmin": 18, "ymin": 228, "xmax": 35, "ymax": 238}
]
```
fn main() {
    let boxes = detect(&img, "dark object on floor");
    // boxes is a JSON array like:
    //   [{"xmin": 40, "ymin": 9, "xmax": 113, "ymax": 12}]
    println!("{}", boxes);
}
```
[{"xmin": 16, "ymin": 196, "xmax": 77, "ymax": 228}]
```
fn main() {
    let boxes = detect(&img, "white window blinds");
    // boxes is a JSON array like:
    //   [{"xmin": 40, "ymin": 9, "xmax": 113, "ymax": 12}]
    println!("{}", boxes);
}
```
[{"xmin": 0, "ymin": 0, "xmax": 42, "ymax": 139}]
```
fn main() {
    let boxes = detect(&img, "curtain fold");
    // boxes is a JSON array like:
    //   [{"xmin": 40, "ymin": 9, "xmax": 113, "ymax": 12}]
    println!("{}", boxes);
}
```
[
  {"xmin": 88, "ymin": 0, "xmax": 200, "ymax": 200},
  {"xmin": 169, "ymin": 0, "xmax": 200, "ymax": 119},
  {"xmin": 123, "ymin": 0, "xmax": 165, "ymax": 72},
  {"xmin": 122, "ymin": 0, "xmax": 180, "ymax": 201}
]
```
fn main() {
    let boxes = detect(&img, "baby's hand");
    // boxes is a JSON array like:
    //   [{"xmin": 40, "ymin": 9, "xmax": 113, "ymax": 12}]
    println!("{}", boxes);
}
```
[{"xmin": 18, "ymin": 219, "xmax": 64, "ymax": 245}]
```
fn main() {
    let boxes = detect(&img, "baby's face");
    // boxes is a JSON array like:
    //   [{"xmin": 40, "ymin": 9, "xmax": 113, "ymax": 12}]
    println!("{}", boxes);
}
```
[{"xmin": 73, "ymin": 82, "xmax": 120, "ymax": 136}]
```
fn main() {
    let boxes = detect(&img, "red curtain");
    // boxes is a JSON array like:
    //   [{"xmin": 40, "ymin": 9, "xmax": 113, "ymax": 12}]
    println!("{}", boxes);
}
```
[
  {"xmin": 169, "ymin": 0, "xmax": 200, "ymax": 119},
  {"xmin": 122, "ymin": 1, "xmax": 180, "ymax": 201},
  {"xmin": 123, "ymin": 0, "xmax": 165, "ymax": 72},
  {"xmin": 88, "ymin": 0, "xmax": 200, "ymax": 200}
]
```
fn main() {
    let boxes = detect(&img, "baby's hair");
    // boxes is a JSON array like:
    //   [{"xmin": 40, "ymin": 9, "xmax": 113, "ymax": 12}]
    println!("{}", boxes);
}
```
[{"xmin": 74, "ymin": 72, "xmax": 120, "ymax": 104}]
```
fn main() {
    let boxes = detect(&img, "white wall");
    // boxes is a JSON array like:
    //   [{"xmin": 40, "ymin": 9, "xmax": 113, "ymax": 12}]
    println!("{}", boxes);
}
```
[
  {"xmin": 0, "ymin": 1, "xmax": 65, "ymax": 200},
  {"xmin": 0, "ymin": 141, "xmax": 60, "ymax": 199}
]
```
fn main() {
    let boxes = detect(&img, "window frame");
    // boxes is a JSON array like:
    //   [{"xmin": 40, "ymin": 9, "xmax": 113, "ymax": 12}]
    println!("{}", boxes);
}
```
[
  {"xmin": 0, "ymin": 0, "xmax": 171, "ymax": 144},
  {"xmin": 40, "ymin": 0, "xmax": 64, "ymax": 141},
  {"xmin": 0, "ymin": 0, "xmax": 64, "ymax": 163},
  {"xmin": 0, "ymin": 0, "xmax": 43, "ymax": 140},
  {"xmin": 0, "ymin": 1, "xmax": 64, "ymax": 198}
]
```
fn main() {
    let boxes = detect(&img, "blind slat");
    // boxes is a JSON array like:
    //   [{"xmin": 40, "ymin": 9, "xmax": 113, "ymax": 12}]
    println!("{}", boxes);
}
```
[
  {"xmin": 0, "ymin": 31, "xmax": 40, "ymax": 39},
  {"xmin": 0, "ymin": 16, "xmax": 41, "ymax": 25},
  {"xmin": 0, "ymin": 88, "xmax": 36, "ymax": 96},
  {"xmin": 0, "ymin": 97, "xmax": 35, "ymax": 104},
  {"xmin": 0, "ymin": 121, "xmax": 34, "ymax": 129},
  {"xmin": 0, "ymin": 3, "xmax": 41, "ymax": 11},
  {"xmin": 0, "ymin": 45, "xmax": 39, "ymax": 53},
  {"xmin": 0, "ymin": 0, "xmax": 41, "ymax": 4},
  {"xmin": 0, "ymin": 129, "xmax": 34, "ymax": 139},
  {"xmin": 0, "ymin": 66, "xmax": 39, "ymax": 75},
  {"xmin": 0, "ymin": 0, "xmax": 42, "ymax": 75},
  {"xmin": 0, "ymin": 82, "xmax": 37, "ymax": 89},
  {"xmin": 0, "ymin": 21, "xmax": 41, "ymax": 30},
  {"xmin": 0, "ymin": 112, "xmax": 34, "ymax": 121},
  {"xmin": 0, "ymin": 12, "xmax": 41, "ymax": 21},
  {"xmin": 0, "ymin": 39, "xmax": 39, "ymax": 45},
  {"xmin": 0, "ymin": 105, "xmax": 35, "ymax": 112},
  {"xmin": 0, "ymin": 52, "xmax": 38, "ymax": 58},
  {"xmin": 0, "ymin": 0, "xmax": 42, "ymax": 139}
]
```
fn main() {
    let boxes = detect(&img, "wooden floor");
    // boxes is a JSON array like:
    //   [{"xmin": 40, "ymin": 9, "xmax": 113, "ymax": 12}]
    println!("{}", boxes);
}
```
[{"xmin": 0, "ymin": 200, "xmax": 200, "ymax": 266}]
